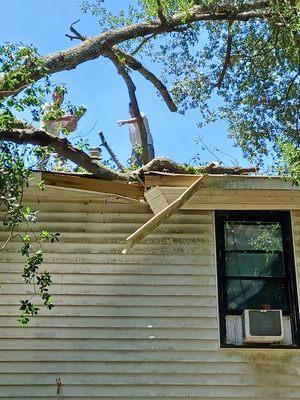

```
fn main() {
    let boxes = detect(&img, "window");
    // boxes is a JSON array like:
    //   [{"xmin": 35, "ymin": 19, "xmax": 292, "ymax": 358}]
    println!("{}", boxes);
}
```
[{"xmin": 215, "ymin": 211, "xmax": 300, "ymax": 347}]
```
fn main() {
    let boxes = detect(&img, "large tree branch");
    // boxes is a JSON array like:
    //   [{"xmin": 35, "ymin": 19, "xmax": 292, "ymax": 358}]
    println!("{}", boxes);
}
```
[
  {"xmin": 156, "ymin": 0, "xmax": 167, "ymax": 25},
  {"xmin": 112, "ymin": 47, "xmax": 177, "ymax": 112},
  {"xmin": 216, "ymin": 21, "xmax": 234, "ymax": 89},
  {"xmin": 105, "ymin": 50, "xmax": 149, "ymax": 165},
  {"xmin": 0, "ymin": 1, "xmax": 272, "ymax": 99},
  {"xmin": 135, "ymin": 157, "xmax": 257, "ymax": 176},
  {"xmin": 64, "ymin": 24, "xmax": 177, "ymax": 113},
  {"xmin": 0, "ymin": 129, "xmax": 127, "ymax": 181}
]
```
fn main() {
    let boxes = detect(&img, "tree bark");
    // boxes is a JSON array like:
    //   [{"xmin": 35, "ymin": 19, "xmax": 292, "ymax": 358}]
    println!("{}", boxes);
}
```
[
  {"xmin": 0, "ymin": 129, "xmax": 127, "ymax": 181},
  {"xmin": 0, "ymin": 1, "xmax": 272, "ymax": 99},
  {"xmin": 0, "ymin": 130, "xmax": 258, "ymax": 181},
  {"xmin": 136, "ymin": 157, "xmax": 257, "ymax": 175},
  {"xmin": 105, "ymin": 50, "xmax": 149, "ymax": 165},
  {"xmin": 113, "ymin": 47, "xmax": 177, "ymax": 112}
]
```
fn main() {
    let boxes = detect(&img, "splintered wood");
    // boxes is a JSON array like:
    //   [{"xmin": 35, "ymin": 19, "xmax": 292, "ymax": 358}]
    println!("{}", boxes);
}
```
[{"xmin": 122, "ymin": 175, "xmax": 204, "ymax": 254}]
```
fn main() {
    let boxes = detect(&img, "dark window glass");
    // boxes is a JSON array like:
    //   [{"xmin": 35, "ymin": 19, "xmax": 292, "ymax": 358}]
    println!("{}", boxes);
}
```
[
  {"xmin": 227, "ymin": 279, "xmax": 288, "ymax": 312},
  {"xmin": 216, "ymin": 211, "xmax": 300, "ymax": 347},
  {"xmin": 225, "ymin": 222, "xmax": 283, "ymax": 251},
  {"xmin": 226, "ymin": 251, "xmax": 284, "ymax": 277},
  {"xmin": 223, "ymin": 220, "xmax": 288, "ymax": 312}
]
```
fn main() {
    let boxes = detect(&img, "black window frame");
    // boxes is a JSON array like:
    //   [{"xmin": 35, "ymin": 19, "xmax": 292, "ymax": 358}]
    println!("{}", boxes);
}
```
[{"xmin": 215, "ymin": 210, "xmax": 300, "ymax": 348}]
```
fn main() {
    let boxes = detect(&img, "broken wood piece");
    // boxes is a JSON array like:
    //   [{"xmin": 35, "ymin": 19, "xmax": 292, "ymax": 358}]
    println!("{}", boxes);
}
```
[
  {"xmin": 122, "ymin": 175, "xmax": 204, "ymax": 254},
  {"xmin": 41, "ymin": 171, "xmax": 144, "ymax": 199}
]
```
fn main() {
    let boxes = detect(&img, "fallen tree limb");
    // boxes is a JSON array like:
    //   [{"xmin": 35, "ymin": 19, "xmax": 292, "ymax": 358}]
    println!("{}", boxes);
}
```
[
  {"xmin": 0, "ymin": 128, "xmax": 127, "ymax": 181},
  {"xmin": 0, "ymin": 129, "xmax": 257, "ymax": 182},
  {"xmin": 136, "ymin": 157, "xmax": 188, "ymax": 174},
  {"xmin": 196, "ymin": 162, "xmax": 258, "ymax": 175},
  {"xmin": 135, "ymin": 157, "xmax": 258, "ymax": 176}
]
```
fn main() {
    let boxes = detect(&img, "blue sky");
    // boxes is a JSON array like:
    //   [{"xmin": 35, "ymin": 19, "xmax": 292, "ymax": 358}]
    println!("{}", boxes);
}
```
[{"xmin": 1, "ymin": 0, "xmax": 248, "ymax": 167}]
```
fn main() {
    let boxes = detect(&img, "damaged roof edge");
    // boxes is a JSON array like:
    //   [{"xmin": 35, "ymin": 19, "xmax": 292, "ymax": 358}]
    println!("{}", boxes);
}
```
[
  {"xmin": 144, "ymin": 172, "xmax": 298, "ymax": 190},
  {"xmin": 28, "ymin": 170, "xmax": 298, "ymax": 204},
  {"xmin": 29, "ymin": 170, "xmax": 144, "ymax": 200}
]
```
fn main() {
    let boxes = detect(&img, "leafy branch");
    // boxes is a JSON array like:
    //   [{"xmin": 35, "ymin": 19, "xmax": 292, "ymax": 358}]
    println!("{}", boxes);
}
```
[{"xmin": 0, "ymin": 143, "xmax": 59, "ymax": 324}]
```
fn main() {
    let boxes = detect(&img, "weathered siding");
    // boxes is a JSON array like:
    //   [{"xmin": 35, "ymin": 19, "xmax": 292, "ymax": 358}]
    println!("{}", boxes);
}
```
[
  {"xmin": 146, "ymin": 187, "xmax": 300, "ymax": 213},
  {"xmin": 1, "ymin": 186, "xmax": 300, "ymax": 398}
]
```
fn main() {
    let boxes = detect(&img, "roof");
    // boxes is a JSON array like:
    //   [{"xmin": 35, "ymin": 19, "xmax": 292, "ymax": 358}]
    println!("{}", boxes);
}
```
[
  {"xmin": 144, "ymin": 172, "xmax": 297, "ymax": 190},
  {"xmin": 29, "ymin": 170, "xmax": 299, "ymax": 253},
  {"xmin": 32, "ymin": 170, "xmax": 144, "ymax": 200},
  {"xmin": 31, "ymin": 170, "xmax": 297, "ymax": 201}
]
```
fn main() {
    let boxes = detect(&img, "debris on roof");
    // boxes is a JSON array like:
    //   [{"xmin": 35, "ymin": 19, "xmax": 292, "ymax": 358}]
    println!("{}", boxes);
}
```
[{"xmin": 135, "ymin": 157, "xmax": 258, "ymax": 178}]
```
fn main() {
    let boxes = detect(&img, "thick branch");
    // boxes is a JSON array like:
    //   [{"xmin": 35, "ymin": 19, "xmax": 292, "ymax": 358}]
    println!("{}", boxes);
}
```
[
  {"xmin": 105, "ymin": 50, "xmax": 149, "ymax": 165},
  {"xmin": 64, "ymin": 26, "xmax": 177, "ymax": 113},
  {"xmin": 0, "ymin": 1, "xmax": 272, "ymax": 99},
  {"xmin": 216, "ymin": 21, "xmax": 234, "ymax": 89},
  {"xmin": 113, "ymin": 47, "xmax": 177, "ymax": 112},
  {"xmin": 0, "ymin": 129, "xmax": 127, "ymax": 181},
  {"xmin": 137, "ymin": 157, "xmax": 188, "ymax": 174},
  {"xmin": 285, "ymin": 71, "xmax": 300, "ymax": 100},
  {"xmin": 197, "ymin": 163, "xmax": 258, "ymax": 175},
  {"xmin": 136, "ymin": 157, "xmax": 257, "ymax": 175},
  {"xmin": 157, "ymin": 0, "xmax": 167, "ymax": 24}
]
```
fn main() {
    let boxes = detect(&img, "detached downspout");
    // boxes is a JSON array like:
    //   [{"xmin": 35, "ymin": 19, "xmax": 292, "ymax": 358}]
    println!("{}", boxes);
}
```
[{"xmin": 122, "ymin": 175, "xmax": 205, "ymax": 254}]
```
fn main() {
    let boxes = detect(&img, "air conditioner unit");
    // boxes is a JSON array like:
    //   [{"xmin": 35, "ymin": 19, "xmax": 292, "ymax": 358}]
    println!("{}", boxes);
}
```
[{"xmin": 242, "ymin": 309, "xmax": 283, "ymax": 344}]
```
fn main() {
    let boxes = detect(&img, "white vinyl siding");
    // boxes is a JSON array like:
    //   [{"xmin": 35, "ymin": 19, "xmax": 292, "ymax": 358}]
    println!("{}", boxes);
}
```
[{"xmin": 0, "ymin": 185, "xmax": 300, "ymax": 398}]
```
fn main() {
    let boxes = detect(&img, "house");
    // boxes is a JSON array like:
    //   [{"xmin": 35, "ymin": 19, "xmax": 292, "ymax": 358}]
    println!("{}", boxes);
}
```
[{"xmin": 1, "ymin": 169, "xmax": 300, "ymax": 398}]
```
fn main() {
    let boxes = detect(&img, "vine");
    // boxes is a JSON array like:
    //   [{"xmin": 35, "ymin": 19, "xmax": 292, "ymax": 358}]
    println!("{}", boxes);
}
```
[{"xmin": 0, "ymin": 142, "xmax": 59, "ymax": 324}]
